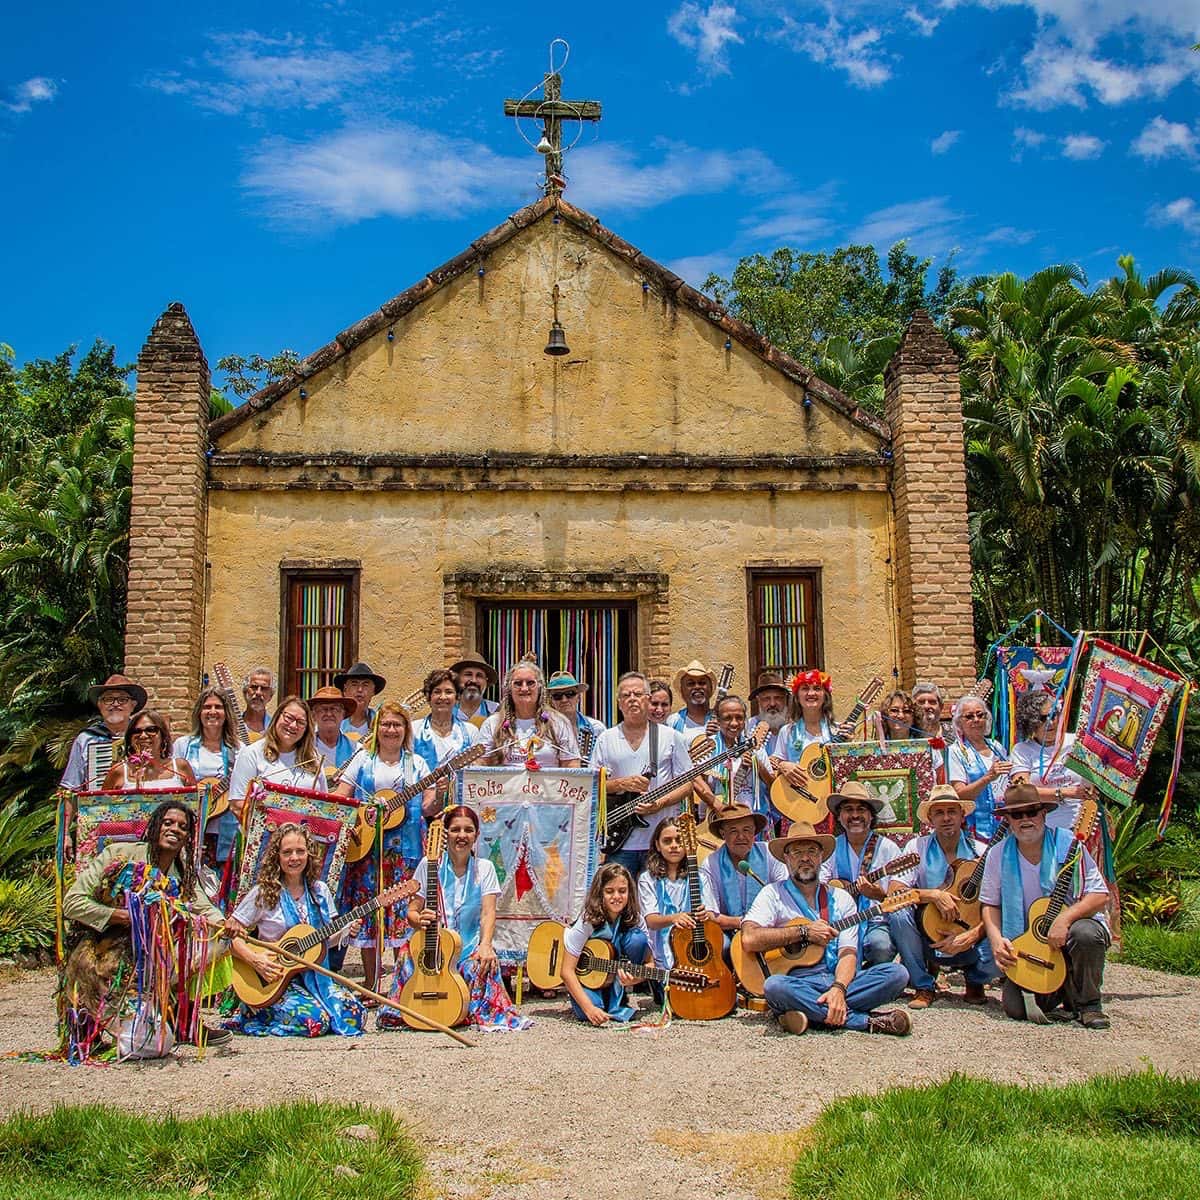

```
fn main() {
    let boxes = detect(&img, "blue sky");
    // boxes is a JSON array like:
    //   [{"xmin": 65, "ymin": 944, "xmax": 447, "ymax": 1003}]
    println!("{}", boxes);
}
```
[{"xmin": 3, "ymin": 1, "xmax": 1199, "ymax": 382}]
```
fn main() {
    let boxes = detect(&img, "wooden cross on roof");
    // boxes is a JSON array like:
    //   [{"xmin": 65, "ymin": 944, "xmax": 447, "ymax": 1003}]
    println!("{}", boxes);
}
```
[{"xmin": 504, "ymin": 63, "xmax": 601, "ymax": 196}]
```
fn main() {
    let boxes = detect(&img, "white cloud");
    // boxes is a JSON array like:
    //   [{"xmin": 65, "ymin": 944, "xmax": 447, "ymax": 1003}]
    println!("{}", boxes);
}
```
[
  {"xmin": 667, "ymin": 2, "xmax": 744, "ymax": 75},
  {"xmin": 1132, "ymin": 116, "xmax": 1197, "ymax": 161},
  {"xmin": 739, "ymin": 184, "xmax": 839, "ymax": 243},
  {"xmin": 772, "ymin": 13, "xmax": 892, "ymax": 88},
  {"xmin": 1149, "ymin": 197, "xmax": 1200, "ymax": 236},
  {"xmin": 668, "ymin": 250, "xmax": 740, "ymax": 286},
  {"xmin": 149, "ymin": 32, "xmax": 404, "ymax": 115},
  {"xmin": 851, "ymin": 196, "xmax": 964, "ymax": 252},
  {"xmin": 931, "ymin": 129, "xmax": 961, "ymax": 154},
  {"xmin": 1061, "ymin": 132, "xmax": 1106, "ymax": 158},
  {"xmin": 981, "ymin": 225, "xmax": 1036, "ymax": 245},
  {"xmin": 905, "ymin": 7, "xmax": 940, "ymax": 35},
  {"xmin": 3, "ymin": 76, "xmax": 57, "ymax": 114}
]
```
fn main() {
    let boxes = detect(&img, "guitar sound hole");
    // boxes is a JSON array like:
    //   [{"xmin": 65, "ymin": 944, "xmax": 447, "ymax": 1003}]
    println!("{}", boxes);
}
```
[
  {"xmin": 1033, "ymin": 916, "xmax": 1052, "ymax": 942},
  {"xmin": 689, "ymin": 944, "xmax": 712, "ymax": 967},
  {"xmin": 959, "ymin": 882, "xmax": 979, "ymax": 902},
  {"xmin": 810, "ymin": 761, "xmax": 828, "ymax": 780},
  {"xmin": 279, "ymin": 938, "xmax": 300, "ymax": 956}
]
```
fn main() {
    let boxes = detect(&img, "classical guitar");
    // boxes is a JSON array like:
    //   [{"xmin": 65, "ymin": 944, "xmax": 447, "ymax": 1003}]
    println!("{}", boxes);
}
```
[
  {"xmin": 1003, "ymin": 841, "xmax": 1085, "ymax": 995},
  {"xmin": 921, "ymin": 822, "xmax": 1009, "ymax": 942},
  {"xmin": 602, "ymin": 736, "xmax": 752, "ymax": 856},
  {"xmin": 732, "ymin": 889, "xmax": 922, "ymax": 996},
  {"xmin": 828, "ymin": 851, "xmax": 919, "ymax": 897},
  {"xmin": 231, "ymin": 879, "xmax": 419, "ymax": 1009},
  {"xmin": 667, "ymin": 812, "xmax": 737, "ymax": 1020},
  {"xmin": 208, "ymin": 661, "xmax": 255, "ymax": 819},
  {"xmin": 344, "ymin": 744, "xmax": 488, "ymax": 864},
  {"xmin": 398, "ymin": 821, "xmax": 471, "ymax": 1030},
  {"xmin": 525, "ymin": 920, "xmax": 710, "ymax": 994}
]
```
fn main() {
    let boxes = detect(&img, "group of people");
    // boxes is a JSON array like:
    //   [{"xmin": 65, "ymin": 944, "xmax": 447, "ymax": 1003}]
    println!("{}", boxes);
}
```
[{"xmin": 55, "ymin": 651, "xmax": 1114, "ymax": 1059}]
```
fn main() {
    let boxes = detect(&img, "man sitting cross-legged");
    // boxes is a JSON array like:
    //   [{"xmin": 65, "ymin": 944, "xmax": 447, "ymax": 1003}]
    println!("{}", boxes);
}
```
[{"xmin": 740, "ymin": 823, "xmax": 910, "ymax": 1036}]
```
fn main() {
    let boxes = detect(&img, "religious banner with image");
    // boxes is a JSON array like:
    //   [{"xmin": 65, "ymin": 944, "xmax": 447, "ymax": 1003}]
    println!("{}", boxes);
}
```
[
  {"xmin": 1066, "ymin": 639, "xmax": 1184, "ymax": 807},
  {"xmin": 826, "ymin": 740, "xmax": 937, "ymax": 840},
  {"xmin": 71, "ymin": 787, "xmax": 204, "ymax": 867},
  {"xmin": 457, "ymin": 766, "xmax": 598, "ymax": 964}
]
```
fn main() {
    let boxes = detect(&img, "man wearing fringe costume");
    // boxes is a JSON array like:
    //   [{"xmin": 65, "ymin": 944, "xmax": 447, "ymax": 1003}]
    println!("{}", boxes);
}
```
[{"xmin": 61, "ymin": 800, "xmax": 231, "ymax": 1060}]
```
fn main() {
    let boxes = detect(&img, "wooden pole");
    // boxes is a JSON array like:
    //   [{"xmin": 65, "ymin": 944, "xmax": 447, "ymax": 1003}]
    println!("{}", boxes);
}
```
[{"xmin": 238, "ymin": 933, "xmax": 477, "ymax": 1048}]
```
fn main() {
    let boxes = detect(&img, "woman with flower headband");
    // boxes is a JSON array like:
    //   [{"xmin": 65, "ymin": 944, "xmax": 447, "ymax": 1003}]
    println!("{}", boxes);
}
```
[
  {"xmin": 760, "ymin": 669, "xmax": 848, "ymax": 795},
  {"xmin": 224, "ymin": 822, "xmax": 366, "ymax": 1038},
  {"xmin": 335, "ymin": 700, "xmax": 437, "ymax": 993},
  {"xmin": 478, "ymin": 658, "xmax": 581, "ymax": 769},
  {"xmin": 102, "ymin": 710, "xmax": 196, "ymax": 791}
]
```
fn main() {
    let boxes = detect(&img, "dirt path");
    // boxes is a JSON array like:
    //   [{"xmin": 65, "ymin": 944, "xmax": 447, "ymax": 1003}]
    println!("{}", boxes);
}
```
[{"xmin": 2, "ymin": 963, "xmax": 1197, "ymax": 1199}]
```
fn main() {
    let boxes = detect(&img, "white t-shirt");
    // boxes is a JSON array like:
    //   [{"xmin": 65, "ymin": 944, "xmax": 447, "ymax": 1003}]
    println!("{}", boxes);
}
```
[
  {"xmin": 339, "ymin": 752, "xmax": 430, "ymax": 797},
  {"xmin": 590, "ymin": 722, "xmax": 692, "ymax": 851},
  {"xmin": 232, "ymin": 880, "xmax": 349, "ymax": 945},
  {"xmin": 172, "ymin": 737, "xmax": 236, "ymax": 780},
  {"xmin": 479, "ymin": 711, "xmax": 581, "ymax": 767},
  {"xmin": 699, "ymin": 845, "xmax": 789, "ymax": 917},
  {"xmin": 1010, "ymin": 735, "xmax": 1085, "ymax": 830},
  {"xmin": 667, "ymin": 710, "xmax": 712, "ymax": 735},
  {"xmin": 637, "ymin": 870, "xmax": 718, "ymax": 967},
  {"xmin": 744, "ymin": 880, "xmax": 859, "ymax": 958},
  {"xmin": 227, "ymin": 739, "xmax": 328, "ymax": 802},
  {"xmin": 411, "ymin": 856, "xmax": 500, "ymax": 931},
  {"xmin": 980, "ymin": 837, "xmax": 1109, "ymax": 930},
  {"xmin": 411, "ymin": 716, "xmax": 481, "ymax": 764},
  {"xmin": 894, "ymin": 833, "xmax": 989, "ymax": 890},
  {"xmin": 819, "ymin": 833, "xmax": 906, "ymax": 887},
  {"xmin": 563, "ymin": 911, "xmax": 650, "ymax": 959}
]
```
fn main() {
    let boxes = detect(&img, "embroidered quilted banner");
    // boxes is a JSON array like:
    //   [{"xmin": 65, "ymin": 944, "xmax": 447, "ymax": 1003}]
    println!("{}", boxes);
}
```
[{"xmin": 826, "ymin": 740, "xmax": 936, "ymax": 840}]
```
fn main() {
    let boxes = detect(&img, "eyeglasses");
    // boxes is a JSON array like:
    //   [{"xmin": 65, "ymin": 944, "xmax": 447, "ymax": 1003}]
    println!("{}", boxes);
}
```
[
  {"xmin": 962, "ymin": 712, "xmax": 988, "ymax": 721},
  {"xmin": 130, "ymin": 726, "xmax": 158, "ymax": 738},
  {"xmin": 277, "ymin": 713, "xmax": 306, "ymax": 729},
  {"xmin": 551, "ymin": 691, "xmax": 579, "ymax": 700},
  {"xmin": 99, "ymin": 694, "xmax": 133, "ymax": 706},
  {"xmin": 512, "ymin": 680, "xmax": 538, "ymax": 689},
  {"xmin": 245, "ymin": 684, "xmax": 272, "ymax": 694}
]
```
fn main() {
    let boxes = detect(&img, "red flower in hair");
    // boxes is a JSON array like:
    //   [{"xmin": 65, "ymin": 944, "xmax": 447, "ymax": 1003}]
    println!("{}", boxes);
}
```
[
  {"xmin": 789, "ymin": 669, "xmax": 832, "ymax": 696},
  {"xmin": 929, "ymin": 736, "xmax": 946, "ymax": 750}
]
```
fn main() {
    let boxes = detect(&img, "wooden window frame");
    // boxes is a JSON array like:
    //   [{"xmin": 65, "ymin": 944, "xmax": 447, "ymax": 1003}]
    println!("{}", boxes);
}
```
[
  {"xmin": 745, "ymin": 565, "xmax": 824, "ymax": 685},
  {"xmin": 278, "ymin": 561, "xmax": 361, "ymax": 700}
]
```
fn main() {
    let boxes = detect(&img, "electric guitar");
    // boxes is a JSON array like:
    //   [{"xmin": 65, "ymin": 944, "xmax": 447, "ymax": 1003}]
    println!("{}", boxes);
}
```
[
  {"xmin": 207, "ymin": 661, "xmax": 255, "ymax": 819},
  {"xmin": 667, "ymin": 812, "xmax": 737, "ymax": 1020},
  {"xmin": 398, "ymin": 821, "xmax": 472, "ymax": 1030},
  {"xmin": 525, "ymin": 921, "xmax": 710, "ymax": 994},
  {"xmin": 231, "ymin": 879, "xmax": 419, "ymax": 1009},
  {"xmin": 772, "ymin": 676, "xmax": 886, "ymax": 826},
  {"xmin": 730, "ymin": 889, "xmax": 921, "ymax": 997},
  {"xmin": 601, "ymin": 736, "xmax": 753, "ymax": 856},
  {"xmin": 1003, "ymin": 841, "xmax": 1085, "ymax": 996},
  {"xmin": 828, "ymin": 851, "xmax": 919, "ymax": 898},
  {"xmin": 344, "ymin": 744, "xmax": 488, "ymax": 863}
]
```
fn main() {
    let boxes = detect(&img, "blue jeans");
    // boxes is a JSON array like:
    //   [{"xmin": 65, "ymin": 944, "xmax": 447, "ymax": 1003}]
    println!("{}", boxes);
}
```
[
  {"xmin": 606, "ymin": 849, "xmax": 647, "ymax": 877},
  {"xmin": 569, "ymin": 929, "xmax": 651, "ymax": 1023},
  {"xmin": 888, "ymin": 908, "xmax": 996, "ymax": 992},
  {"xmin": 763, "ymin": 961, "xmax": 909, "ymax": 1032},
  {"xmin": 861, "ymin": 921, "xmax": 898, "ymax": 967}
]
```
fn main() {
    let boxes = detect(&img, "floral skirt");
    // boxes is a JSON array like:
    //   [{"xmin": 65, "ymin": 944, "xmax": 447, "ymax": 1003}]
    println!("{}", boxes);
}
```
[
  {"xmin": 341, "ymin": 838, "xmax": 418, "ymax": 948},
  {"xmin": 378, "ymin": 952, "xmax": 531, "ymax": 1031},
  {"xmin": 225, "ymin": 970, "xmax": 365, "ymax": 1038}
]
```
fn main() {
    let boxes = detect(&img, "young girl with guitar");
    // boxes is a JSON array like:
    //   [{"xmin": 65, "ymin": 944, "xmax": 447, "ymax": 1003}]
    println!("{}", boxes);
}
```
[
  {"xmin": 225, "ymin": 823, "xmax": 366, "ymax": 1037},
  {"xmin": 638, "ymin": 817, "xmax": 718, "ymax": 971},
  {"xmin": 335, "ymin": 701, "xmax": 437, "ymax": 993},
  {"xmin": 381, "ymin": 806, "xmax": 531, "ymax": 1031},
  {"xmin": 561, "ymin": 863, "xmax": 653, "ymax": 1026}
]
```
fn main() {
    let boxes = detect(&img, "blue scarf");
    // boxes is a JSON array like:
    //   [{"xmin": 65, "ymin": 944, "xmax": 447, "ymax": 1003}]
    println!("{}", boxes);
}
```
[
  {"xmin": 954, "ymin": 738, "xmax": 1006, "ymax": 838},
  {"xmin": 921, "ymin": 831, "xmax": 975, "ymax": 889},
  {"xmin": 182, "ymin": 736, "xmax": 231, "ymax": 776},
  {"xmin": 412, "ymin": 717, "xmax": 473, "ymax": 769},
  {"xmin": 438, "ymin": 856, "xmax": 483, "ymax": 962},
  {"xmin": 711, "ymin": 733, "xmax": 769, "ymax": 825},
  {"xmin": 184, "ymin": 738, "xmax": 236, "ymax": 859},
  {"xmin": 316, "ymin": 731, "xmax": 356, "ymax": 769},
  {"xmin": 651, "ymin": 875, "xmax": 686, "ymax": 967},
  {"xmin": 782, "ymin": 880, "xmax": 838, "ymax": 973},
  {"xmin": 593, "ymin": 916, "xmax": 640, "ymax": 1018},
  {"xmin": 834, "ymin": 833, "xmax": 878, "ymax": 915},
  {"xmin": 715, "ymin": 843, "xmax": 770, "ymax": 917},
  {"xmin": 361, "ymin": 753, "xmax": 425, "ymax": 865},
  {"xmin": 787, "ymin": 719, "xmax": 831, "ymax": 761},
  {"xmin": 277, "ymin": 885, "xmax": 359, "ymax": 1034},
  {"xmin": 999, "ymin": 827, "xmax": 1078, "ymax": 940}
]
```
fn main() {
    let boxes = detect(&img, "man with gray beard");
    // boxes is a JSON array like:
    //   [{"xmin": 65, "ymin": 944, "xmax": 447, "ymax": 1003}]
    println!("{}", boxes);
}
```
[{"xmin": 746, "ymin": 672, "xmax": 790, "ymax": 756}]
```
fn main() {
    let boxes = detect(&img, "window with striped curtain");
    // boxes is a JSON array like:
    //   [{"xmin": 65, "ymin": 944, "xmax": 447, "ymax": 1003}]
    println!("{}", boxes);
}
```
[
  {"xmin": 748, "ymin": 569, "xmax": 821, "ymax": 681},
  {"xmin": 281, "ymin": 570, "xmax": 359, "ymax": 699}
]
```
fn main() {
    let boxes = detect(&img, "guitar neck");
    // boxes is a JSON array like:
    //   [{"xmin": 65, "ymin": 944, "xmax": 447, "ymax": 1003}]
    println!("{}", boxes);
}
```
[
  {"xmin": 420, "ymin": 856, "xmax": 442, "ymax": 972},
  {"xmin": 301, "ymin": 891, "xmax": 391, "ymax": 952},
  {"xmin": 213, "ymin": 663, "xmax": 253, "ymax": 746},
  {"xmin": 1044, "ymin": 846, "xmax": 1082, "ymax": 925},
  {"xmin": 832, "ymin": 699, "xmax": 869, "ymax": 744},
  {"xmin": 963, "ymin": 822, "xmax": 1009, "ymax": 891},
  {"xmin": 584, "ymin": 952, "xmax": 669, "ymax": 986},
  {"xmin": 609, "ymin": 739, "xmax": 750, "ymax": 822},
  {"xmin": 714, "ymin": 664, "xmax": 735, "ymax": 702}
]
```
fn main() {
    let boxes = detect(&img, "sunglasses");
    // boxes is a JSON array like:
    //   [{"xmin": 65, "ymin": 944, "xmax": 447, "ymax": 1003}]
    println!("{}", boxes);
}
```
[
  {"xmin": 552, "ymin": 691, "xmax": 579, "ymax": 700},
  {"xmin": 1004, "ymin": 805, "xmax": 1050, "ymax": 819}
]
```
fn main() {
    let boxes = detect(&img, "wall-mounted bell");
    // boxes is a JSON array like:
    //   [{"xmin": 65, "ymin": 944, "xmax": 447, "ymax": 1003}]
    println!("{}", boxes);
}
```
[{"xmin": 544, "ymin": 320, "xmax": 570, "ymax": 356}]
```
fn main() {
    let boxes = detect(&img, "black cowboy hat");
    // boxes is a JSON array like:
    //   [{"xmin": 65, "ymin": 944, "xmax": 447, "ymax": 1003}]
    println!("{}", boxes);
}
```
[{"xmin": 332, "ymin": 662, "xmax": 387, "ymax": 692}]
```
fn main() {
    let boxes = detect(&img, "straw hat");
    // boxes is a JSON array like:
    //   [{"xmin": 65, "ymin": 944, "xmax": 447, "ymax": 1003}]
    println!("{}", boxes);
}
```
[
  {"xmin": 828, "ymin": 779, "xmax": 882, "ymax": 816},
  {"xmin": 708, "ymin": 803, "xmax": 769, "ymax": 836},
  {"xmin": 306, "ymin": 685, "xmax": 357, "ymax": 717},
  {"xmin": 768, "ymin": 822, "xmax": 835, "ymax": 862},
  {"xmin": 674, "ymin": 660, "xmax": 718, "ymax": 696},
  {"xmin": 916, "ymin": 782, "xmax": 975, "ymax": 826},
  {"xmin": 87, "ymin": 673, "xmax": 147, "ymax": 712},
  {"xmin": 448, "ymin": 651, "xmax": 498, "ymax": 686}
]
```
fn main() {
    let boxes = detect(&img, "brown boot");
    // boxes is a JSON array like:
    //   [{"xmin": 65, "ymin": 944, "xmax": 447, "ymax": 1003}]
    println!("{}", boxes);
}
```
[
  {"xmin": 778, "ymin": 1010, "xmax": 809, "ymax": 1036},
  {"xmin": 963, "ymin": 982, "xmax": 987, "ymax": 1005},
  {"xmin": 908, "ymin": 988, "xmax": 936, "ymax": 1010},
  {"xmin": 867, "ymin": 1009, "xmax": 912, "ymax": 1036}
]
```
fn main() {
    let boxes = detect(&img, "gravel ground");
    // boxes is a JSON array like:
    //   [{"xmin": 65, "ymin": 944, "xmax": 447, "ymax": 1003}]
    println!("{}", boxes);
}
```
[{"xmin": 1, "ymin": 962, "xmax": 1197, "ymax": 1199}]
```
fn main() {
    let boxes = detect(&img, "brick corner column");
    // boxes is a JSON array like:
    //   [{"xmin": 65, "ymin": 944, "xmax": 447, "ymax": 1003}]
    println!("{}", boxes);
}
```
[
  {"xmin": 884, "ymin": 309, "xmax": 976, "ymax": 698},
  {"xmin": 125, "ymin": 302, "xmax": 210, "ymax": 730}
]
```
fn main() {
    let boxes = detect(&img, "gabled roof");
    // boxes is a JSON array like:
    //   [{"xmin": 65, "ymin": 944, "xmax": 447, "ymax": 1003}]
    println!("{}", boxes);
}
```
[{"xmin": 209, "ymin": 196, "xmax": 890, "ymax": 443}]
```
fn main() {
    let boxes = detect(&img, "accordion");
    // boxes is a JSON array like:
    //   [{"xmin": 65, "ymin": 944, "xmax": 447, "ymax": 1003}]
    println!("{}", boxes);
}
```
[{"xmin": 85, "ymin": 737, "xmax": 124, "ymax": 790}]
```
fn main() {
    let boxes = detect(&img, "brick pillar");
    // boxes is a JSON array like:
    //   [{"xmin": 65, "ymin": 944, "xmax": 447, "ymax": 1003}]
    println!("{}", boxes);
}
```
[
  {"xmin": 125, "ymin": 303, "xmax": 210, "ymax": 730},
  {"xmin": 884, "ymin": 309, "xmax": 976, "ymax": 697}
]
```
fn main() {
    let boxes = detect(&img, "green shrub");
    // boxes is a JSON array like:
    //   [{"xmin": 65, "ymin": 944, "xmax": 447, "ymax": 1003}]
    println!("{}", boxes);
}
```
[
  {"xmin": 0, "ymin": 871, "xmax": 55, "ymax": 958},
  {"xmin": 1117, "ymin": 922, "xmax": 1200, "ymax": 976},
  {"xmin": 0, "ymin": 800, "xmax": 55, "ymax": 876}
]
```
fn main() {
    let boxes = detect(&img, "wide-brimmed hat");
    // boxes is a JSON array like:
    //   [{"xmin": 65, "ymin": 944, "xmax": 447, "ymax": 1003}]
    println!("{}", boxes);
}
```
[
  {"xmin": 306, "ymin": 685, "xmax": 357, "ymax": 717},
  {"xmin": 768, "ymin": 821, "xmax": 835, "ymax": 862},
  {"xmin": 547, "ymin": 670, "xmax": 588, "ymax": 694},
  {"xmin": 828, "ymin": 779, "xmax": 882, "ymax": 816},
  {"xmin": 674, "ymin": 660, "xmax": 717, "ymax": 696},
  {"xmin": 448, "ymin": 652, "xmax": 498, "ymax": 686},
  {"xmin": 708, "ymin": 803, "xmax": 769, "ymax": 836},
  {"xmin": 333, "ymin": 662, "xmax": 386, "ymax": 692},
  {"xmin": 917, "ymin": 782, "xmax": 975, "ymax": 826},
  {"xmin": 748, "ymin": 672, "xmax": 789, "ymax": 702},
  {"xmin": 995, "ymin": 779, "xmax": 1056, "ymax": 814},
  {"xmin": 88, "ymin": 673, "xmax": 147, "ymax": 712}
]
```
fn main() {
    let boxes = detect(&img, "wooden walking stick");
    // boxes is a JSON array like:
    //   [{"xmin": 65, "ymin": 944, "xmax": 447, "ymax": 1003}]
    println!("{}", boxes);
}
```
[{"xmin": 237, "ymin": 932, "xmax": 477, "ymax": 1048}]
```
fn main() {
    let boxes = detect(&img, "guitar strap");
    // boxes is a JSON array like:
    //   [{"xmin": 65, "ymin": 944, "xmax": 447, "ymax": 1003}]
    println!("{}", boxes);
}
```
[
  {"xmin": 647, "ymin": 720, "xmax": 659, "ymax": 782},
  {"xmin": 860, "ymin": 831, "xmax": 879, "ymax": 874}
]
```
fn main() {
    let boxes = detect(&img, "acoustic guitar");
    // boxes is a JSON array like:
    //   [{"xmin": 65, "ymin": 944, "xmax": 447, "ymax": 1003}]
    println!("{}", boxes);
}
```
[
  {"xmin": 667, "ymin": 812, "xmax": 737, "ymax": 1020},
  {"xmin": 731, "ymin": 889, "xmax": 921, "ymax": 997},
  {"xmin": 921, "ymin": 823, "xmax": 1009, "ymax": 942},
  {"xmin": 525, "ymin": 920, "xmax": 710, "ymax": 994},
  {"xmin": 771, "ymin": 676, "xmax": 885, "ymax": 826},
  {"xmin": 231, "ymin": 879, "xmax": 419, "ymax": 1009},
  {"xmin": 344, "ymin": 744, "xmax": 487, "ymax": 863},
  {"xmin": 207, "ymin": 661, "xmax": 256, "ymax": 819},
  {"xmin": 398, "ymin": 821, "xmax": 471, "ymax": 1030},
  {"xmin": 1003, "ymin": 841, "xmax": 1085, "ymax": 996},
  {"xmin": 828, "ymin": 851, "xmax": 919, "ymax": 897}
]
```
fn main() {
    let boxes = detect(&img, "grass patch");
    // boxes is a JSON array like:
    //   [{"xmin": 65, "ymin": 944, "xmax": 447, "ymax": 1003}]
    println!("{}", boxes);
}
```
[
  {"xmin": 0, "ymin": 1102, "xmax": 421, "ymax": 1200},
  {"xmin": 1117, "ymin": 922, "xmax": 1200, "ymax": 975},
  {"xmin": 792, "ymin": 1071, "xmax": 1200, "ymax": 1200}
]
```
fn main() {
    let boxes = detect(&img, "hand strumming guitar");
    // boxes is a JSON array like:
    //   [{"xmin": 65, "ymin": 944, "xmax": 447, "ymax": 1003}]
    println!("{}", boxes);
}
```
[
  {"xmin": 855, "ymin": 875, "xmax": 887, "ymax": 902},
  {"xmin": 770, "ymin": 757, "xmax": 809, "ymax": 788}
]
